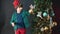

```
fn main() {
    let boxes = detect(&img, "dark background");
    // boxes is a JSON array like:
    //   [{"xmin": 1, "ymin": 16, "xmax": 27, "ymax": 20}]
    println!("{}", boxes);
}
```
[
  {"xmin": 52, "ymin": 0, "xmax": 60, "ymax": 34},
  {"xmin": 0, "ymin": 0, "xmax": 60, "ymax": 34}
]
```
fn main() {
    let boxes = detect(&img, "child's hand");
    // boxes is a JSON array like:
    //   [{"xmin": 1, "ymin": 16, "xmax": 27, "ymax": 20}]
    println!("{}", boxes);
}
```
[
  {"xmin": 29, "ymin": 4, "xmax": 35, "ymax": 14},
  {"xmin": 29, "ymin": 9, "xmax": 33, "ymax": 14},
  {"xmin": 11, "ymin": 23, "xmax": 15, "ymax": 27},
  {"xmin": 29, "ymin": 4, "xmax": 33, "ymax": 14}
]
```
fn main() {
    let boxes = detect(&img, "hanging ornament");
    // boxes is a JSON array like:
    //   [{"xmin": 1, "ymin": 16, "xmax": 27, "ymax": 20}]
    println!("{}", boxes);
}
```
[
  {"xmin": 42, "ymin": 12, "xmax": 48, "ymax": 17},
  {"xmin": 29, "ymin": 4, "xmax": 36, "ymax": 14},
  {"xmin": 41, "ymin": 27, "xmax": 44, "ymax": 31},
  {"xmin": 45, "ymin": 8, "xmax": 49, "ymax": 12},
  {"xmin": 44, "ymin": 26, "xmax": 48, "ymax": 30},
  {"xmin": 37, "ymin": 12, "xmax": 43, "ymax": 19},
  {"xmin": 29, "ymin": 4, "xmax": 35, "ymax": 9},
  {"xmin": 29, "ymin": 9, "xmax": 34, "ymax": 14},
  {"xmin": 49, "ymin": 9, "xmax": 55, "ymax": 17},
  {"xmin": 53, "ymin": 21, "xmax": 57, "ymax": 26},
  {"xmin": 51, "ymin": 11, "xmax": 55, "ymax": 16}
]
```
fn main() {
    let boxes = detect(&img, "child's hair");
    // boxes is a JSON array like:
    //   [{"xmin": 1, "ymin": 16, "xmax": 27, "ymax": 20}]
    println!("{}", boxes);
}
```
[
  {"xmin": 18, "ymin": 4, "xmax": 23, "ymax": 8},
  {"xmin": 15, "ymin": 4, "xmax": 23, "ymax": 9},
  {"xmin": 16, "ymin": 4, "xmax": 23, "ymax": 9}
]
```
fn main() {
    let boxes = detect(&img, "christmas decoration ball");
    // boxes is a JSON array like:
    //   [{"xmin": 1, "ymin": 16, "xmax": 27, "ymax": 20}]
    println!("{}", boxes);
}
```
[
  {"xmin": 44, "ymin": 26, "xmax": 48, "ymax": 30},
  {"xmin": 53, "ymin": 22, "xmax": 57, "ymax": 26},
  {"xmin": 41, "ymin": 27, "xmax": 44, "ymax": 31},
  {"xmin": 43, "ymin": 12, "xmax": 48, "ymax": 17},
  {"xmin": 29, "ymin": 9, "xmax": 34, "ymax": 14}
]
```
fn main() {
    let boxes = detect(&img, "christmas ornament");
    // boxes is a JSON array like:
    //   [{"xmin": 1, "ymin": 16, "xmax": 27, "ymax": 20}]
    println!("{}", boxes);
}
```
[
  {"xmin": 29, "ymin": 9, "xmax": 34, "ymax": 14},
  {"xmin": 37, "ymin": 22, "xmax": 40, "ymax": 26},
  {"xmin": 44, "ymin": 26, "xmax": 48, "ymax": 30},
  {"xmin": 51, "ymin": 11, "xmax": 55, "ymax": 16},
  {"xmin": 37, "ymin": 12, "xmax": 43, "ymax": 19},
  {"xmin": 53, "ymin": 21, "xmax": 57, "ymax": 26},
  {"xmin": 41, "ymin": 27, "xmax": 44, "ymax": 31},
  {"xmin": 49, "ymin": 9, "xmax": 55, "ymax": 17},
  {"xmin": 45, "ymin": 8, "xmax": 49, "ymax": 12},
  {"xmin": 29, "ymin": 4, "xmax": 36, "ymax": 14},
  {"xmin": 42, "ymin": 12, "xmax": 48, "ymax": 17},
  {"xmin": 29, "ymin": 4, "xmax": 35, "ymax": 9}
]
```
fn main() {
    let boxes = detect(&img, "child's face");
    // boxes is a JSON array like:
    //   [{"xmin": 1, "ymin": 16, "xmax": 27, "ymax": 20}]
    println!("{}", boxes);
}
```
[{"xmin": 17, "ymin": 7, "xmax": 23, "ymax": 13}]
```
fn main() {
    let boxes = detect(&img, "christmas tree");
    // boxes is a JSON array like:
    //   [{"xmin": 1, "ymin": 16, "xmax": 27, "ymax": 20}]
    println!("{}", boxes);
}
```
[{"xmin": 31, "ymin": 0, "xmax": 57, "ymax": 34}]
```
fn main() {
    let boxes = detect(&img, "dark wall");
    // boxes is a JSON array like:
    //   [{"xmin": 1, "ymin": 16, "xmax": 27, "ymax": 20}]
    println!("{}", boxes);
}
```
[
  {"xmin": 52, "ymin": 0, "xmax": 60, "ymax": 34},
  {"xmin": 0, "ymin": 0, "xmax": 5, "ymax": 34},
  {"xmin": 1, "ymin": 0, "xmax": 14, "ymax": 34}
]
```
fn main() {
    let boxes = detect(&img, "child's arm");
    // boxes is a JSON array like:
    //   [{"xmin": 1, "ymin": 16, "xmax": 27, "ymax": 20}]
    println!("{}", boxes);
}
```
[
  {"xmin": 24, "ymin": 4, "xmax": 34, "ymax": 16},
  {"xmin": 10, "ymin": 13, "xmax": 15, "ymax": 27}
]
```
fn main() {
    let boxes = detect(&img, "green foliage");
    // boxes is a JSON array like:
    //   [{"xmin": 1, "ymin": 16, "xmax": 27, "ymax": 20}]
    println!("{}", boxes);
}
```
[{"xmin": 31, "ymin": 0, "xmax": 55, "ymax": 34}]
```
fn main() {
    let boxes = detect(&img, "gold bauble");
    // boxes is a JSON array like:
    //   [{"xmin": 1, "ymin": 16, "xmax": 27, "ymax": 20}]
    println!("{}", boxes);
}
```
[
  {"xmin": 44, "ymin": 26, "xmax": 49, "ymax": 30},
  {"xmin": 53, "ymin": 21, "xmax": 57, "ymax": 26}
]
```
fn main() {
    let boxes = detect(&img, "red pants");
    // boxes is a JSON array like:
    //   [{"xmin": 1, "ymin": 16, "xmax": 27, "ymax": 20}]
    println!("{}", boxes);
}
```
[{"xmin": 15, "ymin": 28, "xmax": 26, "ymax": 34}]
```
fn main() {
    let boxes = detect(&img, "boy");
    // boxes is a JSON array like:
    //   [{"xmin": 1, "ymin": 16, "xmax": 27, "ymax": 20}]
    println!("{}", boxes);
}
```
[
  {"xmin": 10, "ymin": 4, "xmax": 32, "ymax": 34},
  {"xmin": 10, "ymin": 1, "xmax": 34, "ymax": 34}
]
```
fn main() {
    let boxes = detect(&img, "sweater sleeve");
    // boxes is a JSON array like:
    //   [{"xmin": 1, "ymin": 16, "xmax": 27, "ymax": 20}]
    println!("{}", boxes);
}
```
[
  {"xmin": 22, "ymin": 10, "xmax": 31, "ymax": 28},
  {"xmin": 10, "ymin": 13, "xmax": 15, "ymax": 24},
  {"xmin": 24, "ymin": 10, "xmax": 30, "ymax": 16}
]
